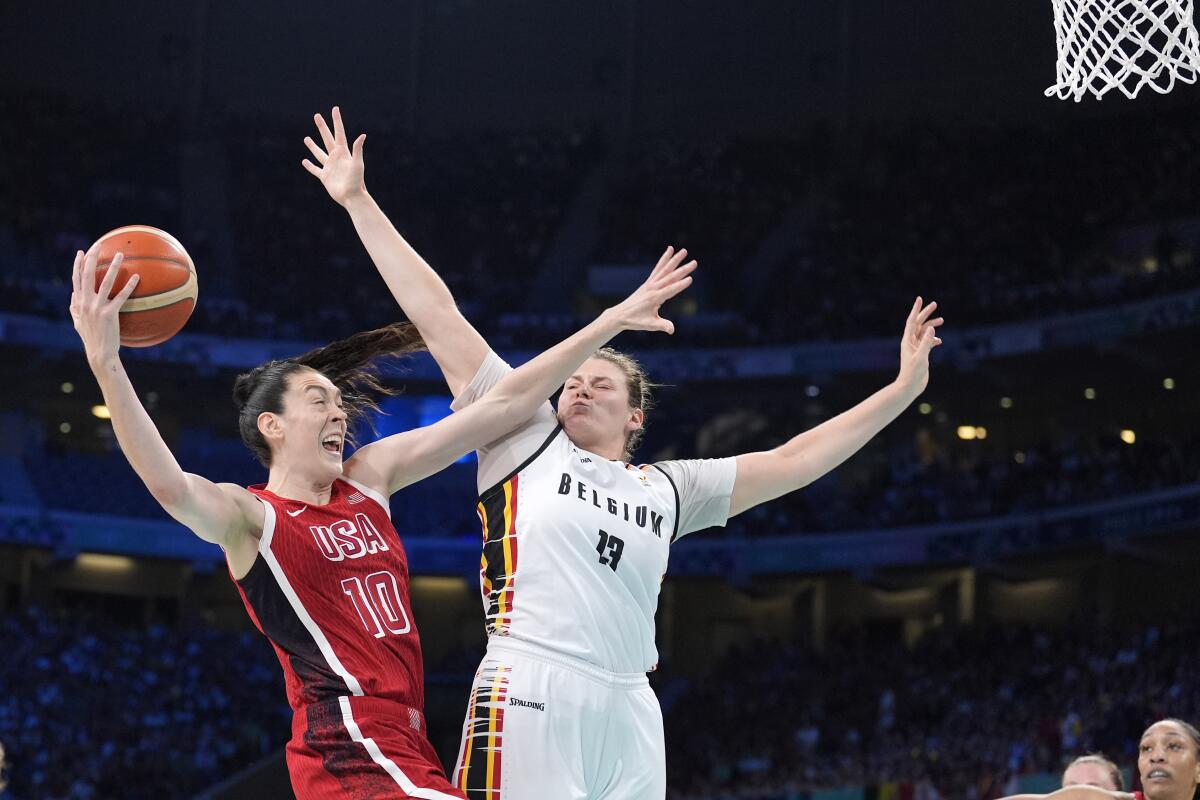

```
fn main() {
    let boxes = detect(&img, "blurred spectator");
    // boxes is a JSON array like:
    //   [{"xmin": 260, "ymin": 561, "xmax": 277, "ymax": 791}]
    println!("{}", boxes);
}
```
[
  {"xmin": 660, "ymin": 621, "xmax": 1200, "ymax": 798},
  {"xmin": 1062, "ymin": 754, "xmax": 1124, "ymax": 790}
]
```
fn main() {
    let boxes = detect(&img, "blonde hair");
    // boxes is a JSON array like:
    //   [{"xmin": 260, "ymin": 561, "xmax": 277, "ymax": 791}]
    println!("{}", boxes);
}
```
[{"xmin": 1063, "ymin": 754, "xmax": 1123, "ymax": 791}]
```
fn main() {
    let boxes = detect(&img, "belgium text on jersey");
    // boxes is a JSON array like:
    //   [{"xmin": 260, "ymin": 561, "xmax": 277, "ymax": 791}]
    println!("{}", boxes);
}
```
[{"xmin": 557, "ymin": 473, "xmax": 665, "ymax": 537}]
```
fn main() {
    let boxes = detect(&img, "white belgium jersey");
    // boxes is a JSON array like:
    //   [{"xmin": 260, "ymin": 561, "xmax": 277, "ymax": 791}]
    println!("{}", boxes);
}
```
[{"xmin": 451, "ymin": 351, "xmax": 737, "ymax": 674}]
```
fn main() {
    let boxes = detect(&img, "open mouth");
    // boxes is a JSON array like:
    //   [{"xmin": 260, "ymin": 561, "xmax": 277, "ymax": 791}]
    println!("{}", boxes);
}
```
[
  {"xmin": 1147, "ymin": 770, "xmax": 1172, "ymax": 781},
  {"xmin": 321, "ymin": 434, "xmax": 344, "ymax": 455}
]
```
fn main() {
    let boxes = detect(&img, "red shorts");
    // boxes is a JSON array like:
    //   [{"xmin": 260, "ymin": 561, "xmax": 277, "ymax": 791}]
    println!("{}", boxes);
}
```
[{"xmin": 287, "ymin": 695, "xmax": 466, "ymax": 799}]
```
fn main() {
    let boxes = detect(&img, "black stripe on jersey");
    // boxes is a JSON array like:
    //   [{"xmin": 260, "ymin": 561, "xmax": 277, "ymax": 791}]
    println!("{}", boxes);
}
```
[
  {"xmin": 478, "ymin": 423, "xmax": 563, "ymax": 502},
  {"xmin": 479, "ymin": 480, "xmax": 512, "ymax": 624},
  {"xmin": 649, "ymin": 463, "xmax": 682, "ymax": 542},
  {"xmin": 238, "ymin": 555, "xmax": 346, "ymax": 698}
]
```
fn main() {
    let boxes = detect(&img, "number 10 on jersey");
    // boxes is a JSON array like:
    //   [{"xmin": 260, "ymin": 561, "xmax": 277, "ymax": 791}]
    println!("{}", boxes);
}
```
[{"xmin": 341, "ymin": 570, "xmax": 412, "ymax": 638}]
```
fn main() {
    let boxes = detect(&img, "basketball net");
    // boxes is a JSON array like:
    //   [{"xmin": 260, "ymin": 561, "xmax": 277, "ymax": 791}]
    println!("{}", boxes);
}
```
[{"xmin": 1047, "ymin": 0, "xmax": 1200, "ymax": 100}]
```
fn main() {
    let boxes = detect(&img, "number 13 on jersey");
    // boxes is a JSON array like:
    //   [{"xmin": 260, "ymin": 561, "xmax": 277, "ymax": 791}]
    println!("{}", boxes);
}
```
[{"xmin": 596, "ymin": 530, "xmax": 625, "ymax": 572}]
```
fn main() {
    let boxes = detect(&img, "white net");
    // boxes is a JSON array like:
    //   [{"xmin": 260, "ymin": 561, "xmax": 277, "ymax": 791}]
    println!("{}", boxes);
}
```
[{"xmin": 1047, "ymin": 0, "xmax": 1200, "ymax": 100}]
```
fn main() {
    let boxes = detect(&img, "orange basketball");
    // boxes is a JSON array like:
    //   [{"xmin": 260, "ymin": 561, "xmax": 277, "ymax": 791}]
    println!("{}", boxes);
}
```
[{"xmin": 86, "ymin": 225, "xmax": 198, "ymax": 347}]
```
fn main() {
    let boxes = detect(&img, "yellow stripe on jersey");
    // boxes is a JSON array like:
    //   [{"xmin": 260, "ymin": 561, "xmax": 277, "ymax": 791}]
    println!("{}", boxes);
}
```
[{"xmin": 478, "ymin": 476, "xmax": 520, "ymax": 635}]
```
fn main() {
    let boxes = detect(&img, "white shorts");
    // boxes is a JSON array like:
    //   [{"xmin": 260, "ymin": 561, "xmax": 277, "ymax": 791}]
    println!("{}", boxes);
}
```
[{"xmin": 451, "ymin": 637, "xmax": 666, "ymax": 800}]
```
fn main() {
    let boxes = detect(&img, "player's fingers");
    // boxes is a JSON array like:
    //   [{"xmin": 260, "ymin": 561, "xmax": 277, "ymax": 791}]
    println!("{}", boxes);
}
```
[
  {"xmin": 928, "ymin": 317, "xmax": 945, "ymax": 328},
  {"xmin": 672, "ymin": 261, "xmax": 700, "ymax": 283},
  {"xmin": 314, "ymin": 113, "xmax": 335, "ymax": 150},
  {"xmin": 657, "ymin": 273, "xmax": 694, "ymax": 301},
  {"xmin": 916, "ymin": 300, "xmax": 939, "ymax": 325},
  {"xmin": 82, "ymin": 248, "xmax": 99, "ymax": 296},
  {"xmin": 650, "ymin": 246, "xmax": 675, "ymax": 278},
  {"xmin": 352, "ymin": 133, "xmax": 366, "ymax": 160},
  {"xmin": 303, "ymin": 136, "xmax": 328, "ymax": 164},
  {"xmin": 301, "ymin": 159, "xmax": 322, "ymax": 178},
  {"xmin": 98, "ymin": 252, "xmax": 123, "ymax": 300},
  {"xmin": 114, "ymin": 272, "xmax": 140, "ymax": 303},
  {"xmin": 665, "ymin": 247, "xmax": 689, "ymax": 274},
  {"xmin": 332, "ymin": 106, "xmax": 346, "ymax": 143},
  {"xmin": 903, "ymin": 296, "xmax": 922, "ymax": 337},
  {"xmin": 71, "ymin": 251, "xmax": 84, "ymax": 294},
  {"xmin": 917, "ymin": 325, "xmax": 936, "ymax": 354}
]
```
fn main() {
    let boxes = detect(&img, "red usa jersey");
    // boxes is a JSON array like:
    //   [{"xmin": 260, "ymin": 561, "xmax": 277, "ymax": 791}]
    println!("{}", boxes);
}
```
[{"xmin": 236, "ymin": 478, "xmax": 425, "ymax": 712}]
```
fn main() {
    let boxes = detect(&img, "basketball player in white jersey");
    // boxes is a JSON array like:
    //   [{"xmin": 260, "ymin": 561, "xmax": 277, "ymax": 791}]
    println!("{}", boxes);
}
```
[{"xmin": 305, "ymin": 107, "xmax": 944, "ymax": 799}]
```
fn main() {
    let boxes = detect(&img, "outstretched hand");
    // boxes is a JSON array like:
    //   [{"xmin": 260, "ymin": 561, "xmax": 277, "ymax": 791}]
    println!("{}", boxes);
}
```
[
  {"xmin": 604, "ymin": 246, "xmax": 697, "ymax": 334},
  {"xmin": 896, "ymin": 297, "xmax": 944, "ymax": 398},
  {"xmin": 302, "ymin": 106, "xmax": 367, "ymax": 207},
  {"xmin": 70, "ymin": 249, "xmax": 139, "ymax": 367}
]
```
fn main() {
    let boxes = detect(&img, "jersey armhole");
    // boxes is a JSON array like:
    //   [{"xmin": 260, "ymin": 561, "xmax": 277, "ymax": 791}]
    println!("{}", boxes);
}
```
[
  {"xmin": 342, "ymin": 477, "xmax": 392, "ymax": 519},
  {"xmin": 479, "ymin": 424, "xmax": 563, "ymax": 502},
  {"xmin": 648, "ymin": 464, "xmax": 682, "ymax": 543}
]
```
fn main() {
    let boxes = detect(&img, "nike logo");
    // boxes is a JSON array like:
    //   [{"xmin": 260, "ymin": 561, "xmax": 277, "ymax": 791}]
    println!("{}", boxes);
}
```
[{"xmin": 286, "ymin": 506, "xmax": 307, "ymax": 517}]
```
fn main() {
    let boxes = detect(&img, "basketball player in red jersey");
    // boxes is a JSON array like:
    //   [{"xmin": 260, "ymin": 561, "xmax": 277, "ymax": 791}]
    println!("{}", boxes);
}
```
[
  {"xmin": 69, "ymin": 239, "xmax": 694, "ymax": 798},
  {"xmin": 1000, "ymin": 720, "xmax": 1200, "ymax": 800}
]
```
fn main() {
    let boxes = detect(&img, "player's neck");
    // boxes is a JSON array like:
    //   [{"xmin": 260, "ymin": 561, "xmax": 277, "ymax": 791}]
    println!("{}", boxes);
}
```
[{"xmin": 265, "ymin": 467, "xmax": 336, "ymax": 505}]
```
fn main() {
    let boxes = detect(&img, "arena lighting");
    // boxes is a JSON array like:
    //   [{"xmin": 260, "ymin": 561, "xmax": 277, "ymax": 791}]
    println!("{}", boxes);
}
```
[
  {"xmin": 974, "ymin": 426, "xmax": 988, "ymax": 439},
  {"xmin": 77, "ymin": 553, "xmax": 136, "ymax": 573},
  {"xmin": 918, "ymin": 402, "xmax": 933, "ymax": 415},
  {"xmin": 1120, "ymin": 429, "xmax": 1136, "ymax": 444},
  {"xmin": 1084, "ymin": 387, "xmax": 1097, "ymax": 400},
  {"xmin": 91, "ymin": 405, "xmax": 111, "ymax": 419},
  {"xmin": 59, "ymin": 422, "xmax": 71, "ymax": 434},
  {"xmin": 805, "ymin": 385, "xmax": 820, "ymax": 398},
  {"xmin": 999, "ymin": 397, "xmax": 1013, "ymax": 409},
  {"xmin": 1164, "ymin": 377, "xmax": 1176, "ymax": 390},
  {"xmin": 1014, "ymin": 451, "xmax": 1027, "ymax": 464},
  {"xmin": 412, "ymin": 576, "xmax": 468, "ymax": 594},
  {"xmin": 956, "ymin": 425, "xmax": 977, "ymax": 440},
  {"xmin": 60, "ymin": 381, "xmax": 74, "ymax": 394}
]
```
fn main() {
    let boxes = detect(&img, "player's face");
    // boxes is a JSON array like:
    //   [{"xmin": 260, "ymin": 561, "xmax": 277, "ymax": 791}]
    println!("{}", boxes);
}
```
[
  {"xmin": 557, "ymin": 358, "xmax": 642, "ymax": 459},
  {"xmin": 1062, "ymin": 762, "xmax": 1116, "ymax": 790},
  {"xmin": 1138, "ymin": 721, "xmax": 1200, "ymax": 799},
  {"xmin": 268, "ymin": 370, "xmax": 347, "ymax": 479}
]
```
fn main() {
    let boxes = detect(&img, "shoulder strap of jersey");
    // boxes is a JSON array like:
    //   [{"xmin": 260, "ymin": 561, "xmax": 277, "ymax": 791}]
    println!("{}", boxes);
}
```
[{"xmin": 479, "ymin": 424, "xmax": 563, "ymax": 502}]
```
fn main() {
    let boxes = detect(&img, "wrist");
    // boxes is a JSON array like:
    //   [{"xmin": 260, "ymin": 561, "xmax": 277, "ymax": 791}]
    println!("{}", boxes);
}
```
[
  {"xmin": 890, "ymin": 376, "xmax": 922, "ymax": 405},
  {"xmin": 596, "ymin": 306, "xmax": 624, "ymax": 333},
  {"xmin": 89, "ymin": 353, "xmax": 123, "ymax": 380},
  {"xmin": 342, "ymin": 188, "xmax": 374, "ymax": 213}
]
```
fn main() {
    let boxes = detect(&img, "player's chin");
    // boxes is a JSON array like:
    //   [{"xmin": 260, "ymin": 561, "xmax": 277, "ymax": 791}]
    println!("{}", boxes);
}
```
[{"xmin": 317, "ymin": 447, "xmax": 345, "ymax": 470}]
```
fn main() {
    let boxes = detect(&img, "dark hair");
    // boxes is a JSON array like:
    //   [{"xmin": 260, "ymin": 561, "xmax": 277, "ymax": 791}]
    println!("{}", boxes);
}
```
[
  {"xmin": 1063, "ymin": 754, "xmax": 1124, "ymax": 791},
  {"xmin": 589, "ymin": 347, "xmax": 656, "ymax": 461},
  {"xmin": 232, "ymin": 322, "xmax": 425, "ymax": 467},
  {"xmin": 1155, "ymin": 718, "xmax": 1200, "ymax": 751},
  {"xmin": 1144, "ymin": 719, "xmax": 1200, "ymax": 800}
]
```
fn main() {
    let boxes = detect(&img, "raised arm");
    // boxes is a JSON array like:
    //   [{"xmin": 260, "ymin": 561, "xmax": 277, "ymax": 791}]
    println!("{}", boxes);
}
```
[
  {"xmin": 1000, "ymin": 789, "xmax": 1130, "ymax": 800},
  {"xmin": 729, "ymin": 298, "xmax": 943, "ymax": 517},
  {"xmin": 70, "ymin": 250, "xmax": 261, "ymax": 550},
  {"xmin": 347, "ymin": 250, "xmax": 696, "ymax": 494},
  {"xmin": 303, "ymin": 106, "xmax": 488, "ymax": 396}
]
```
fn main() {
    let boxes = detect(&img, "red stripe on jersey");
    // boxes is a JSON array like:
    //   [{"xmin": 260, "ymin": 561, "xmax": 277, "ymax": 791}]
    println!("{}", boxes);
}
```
[{"xmin": 238, "ymin": 478, "xmax": 426, "ymax": 712}]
